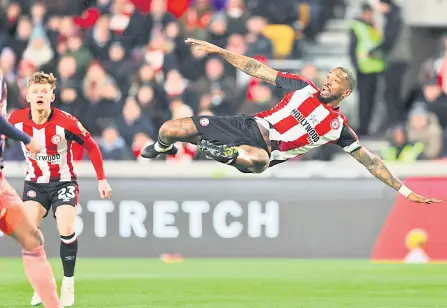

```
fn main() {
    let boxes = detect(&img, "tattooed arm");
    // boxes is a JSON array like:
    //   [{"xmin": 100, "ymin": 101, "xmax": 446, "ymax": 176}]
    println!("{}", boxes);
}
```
[
  {"xmin": 185, "ymin": 38, "xmax": 278, "ymax": 84},
  {"xmin": 350, "ymin": 147, "xmax": 402, "ymax": 191},
  {"xmin": 350, "ymin": 146, "xmax": 441, "ymax": 204},
  {"xmin": 218, "ymin": 50, "xmax": 278, "ymax": 84}
]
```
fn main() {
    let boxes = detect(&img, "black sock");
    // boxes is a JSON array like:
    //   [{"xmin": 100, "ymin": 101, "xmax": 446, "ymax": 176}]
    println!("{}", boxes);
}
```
[
  {"xmin": 60, "ymin": 233, "xmax": 78, "ymax": 277},
  {"xmin": 157, "ymin": 137, "xmax": 171, "ymax": 149}
]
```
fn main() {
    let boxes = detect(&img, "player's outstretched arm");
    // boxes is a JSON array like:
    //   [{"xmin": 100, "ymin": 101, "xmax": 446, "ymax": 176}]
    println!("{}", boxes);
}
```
[
  {"xmin": 185, "ymin": 38, "xmax": 278, "ymax": 84},
  {"xmin": 350, "ymin": 146, "xmax": 442, "ymax": 204}
]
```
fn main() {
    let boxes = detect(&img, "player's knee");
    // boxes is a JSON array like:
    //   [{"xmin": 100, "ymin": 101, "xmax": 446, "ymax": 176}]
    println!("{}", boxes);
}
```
[
  {"xmin": 250, "ymin": 152, "xmax": 269, "ymax": 174},
  {"xmin": 55, "ymin": 206, "xmax": 76, "ymax": 236},
  {"xmin": 57, "ymin": 220, "xmax": 76, "ymax": 237},
  {"xmin": 159, "ymin": 120, "xmax": 178, "ymax": 138},
  {"xmin": 20, "ymin": 228, "xmax": 44, "ymax": 251}
]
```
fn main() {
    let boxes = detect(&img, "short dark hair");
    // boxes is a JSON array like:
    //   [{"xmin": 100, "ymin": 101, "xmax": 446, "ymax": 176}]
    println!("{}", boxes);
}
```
[
  {"xmin": 361, "ymin": 3, "xmax": 373, "ymax": 12},
  {"xmin": 335, "ymin": 67, "xmax": 356, "ymax": 90}
]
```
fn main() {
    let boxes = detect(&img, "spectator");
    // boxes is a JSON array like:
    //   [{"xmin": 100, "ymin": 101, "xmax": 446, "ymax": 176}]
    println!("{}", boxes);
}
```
[
  {"xmin": 300, "ymin": 63, "xmax": 325, "ymax": 87},
  {"xmin": 406, "ymin": 105, "xmax": 443, "ymax": 160},
  {"xmin": 21, "ymin": 26, "xmax": 54, "ymax": 69},
  {"xmin": 437, "ymin": 36, "xmax": 447, "ymax": 95},
  {"xmin": 420, "ymin": 78, "xmax": 447, "ymax": 129},
  {"xmin": 164, "ymin": 69, "xmax": 196, "ymax": 111},
  {"xmin": 57, "ymin": 82, "xmax": 87, "ymax": 121},
  {"xmin": 102, "ymin": 41, "xmax": 134, "ymax": 94},
  {"xmin": 9, "ymin": 15, "xmax": 33, "ymax": 60},
  {"xmin": 136, "ymin": 84, "xmax": 169, "ymax": 129},
  {"xmin": 82, "ymin": 62, "xmax": 121, "ymax": 135},
  {"xmin": 57, "ymin": 55, "xmax": 80, "ymax": 89},
  {"xmin": 245, "ymin": 16, "xmax": 273, "ymax": 58},
  {"xmin": 0, "ymin": 47, "xmax": 17, "ymax": 84},
  {"xmin": 207, "ymin": 14, "xmax": 229, "ymax": 48},
  {"xmin": 213, "ymin": 0, "xmax": 250, "ymax": 35},
  {"xmin": 191, "ymin": 56, "xmax": 238, "ymax": 115},
  {"xmin": 64, "ymin": 32, "xmax": 94, "ymax": 75},
  {"xmin": 29, "ymin": 1, "xmax": 47, "ymax": 27},
  {"xmin": 382, "ymin": 105, "xmax": 443, "ymax": 161},
  {"xmin": 349, "ymin": 3, "xmax": 384, "ymax": 135},
  {"xmin": 1, "ymin": 1, "xmax": 22, "ymax": 37},
  {"xmin": 224, "ymin": 33, "xmax": 247, "ymax": 76},
  {"xmin": 239, "ymin": 82, "xmax": 276, "ymax": 115},
  {"xmin": 116, "ymin": 96, "xmax": 156, "ymax": 146},
  {"xmin": 372, "ymin": 0, "xmax": 411, "ymax": 127},
  {"xmin": 181, "ymin": 0, "xmax": 214, "ymax": 41},
  {"xmin": 85, "ymin": 14, "xmax": 113, "ymax": 62},
  {"xmin": 132, "ymin": 132, "xmax": 154, "ymax": 161},
  {"xmin": 145, "ymin": 0, "xmax": 176, "ymax": 44},
  {"xmin": 97, "ymin": 123, "xmax": 134, "ymax": 160}
]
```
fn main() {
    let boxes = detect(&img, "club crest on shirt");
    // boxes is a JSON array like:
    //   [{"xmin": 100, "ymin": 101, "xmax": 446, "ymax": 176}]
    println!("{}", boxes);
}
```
[
  {"xmin": 51, "ymin": 134, "xmax": 62, "ymax": 144},
  {"xmin": 199, "ymin": 118, "xmax": 209, "ymax": 126},
  {"xmin": 27, "ymin": 190, "xmax": 37, "ymax": 198},
  {"xmin": 330, "ymin": 119, "xmax": 341, "ymax": 130}
]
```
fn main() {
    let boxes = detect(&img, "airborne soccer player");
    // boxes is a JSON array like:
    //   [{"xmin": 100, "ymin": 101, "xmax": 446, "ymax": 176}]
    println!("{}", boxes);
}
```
[
  {"xmin": 0, "ymin": 70, "xmax": 62, "ymax": 308},
  {"xmin": 142, "ymin": 38, "xmax": 441, "ymax": 205},
  {"xmin": 8, "ymin": 72, "xmax": 113, "ymax": 307}
]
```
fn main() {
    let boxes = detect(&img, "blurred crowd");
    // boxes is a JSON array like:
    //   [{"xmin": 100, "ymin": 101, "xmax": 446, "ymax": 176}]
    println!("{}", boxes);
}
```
[
  {"xmin": 0, "ymin": 0, "xmax": 342, "ymax": 162},
  {"xmin": 1, "ymin": 0, "xmax": 446, "ymax": 164},
  {"xmin": 348, "ymin": 0, "xmax": 447, "ymax": 162}
]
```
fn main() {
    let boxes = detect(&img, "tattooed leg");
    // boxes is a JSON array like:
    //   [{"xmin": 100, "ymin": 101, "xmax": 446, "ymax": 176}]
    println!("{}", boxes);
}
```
[
  {"xmin": 141, "ymin": 117, "xmax": 201, "ymax": 159},
  {"xmin": 158, "ymin": 117, "xmax": 201, "ymax": 145}
]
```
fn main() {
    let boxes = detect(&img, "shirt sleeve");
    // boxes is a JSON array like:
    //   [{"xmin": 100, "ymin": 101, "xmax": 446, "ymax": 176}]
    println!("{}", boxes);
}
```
[
  {"xmin": 275, "ymin": 72, "xmax": 318, "ymax": 91},
  {"xmin": 0, "ymin": 116, "xmax": 31, "ymax": 144},
  {"xmin": 64, "ymin": 117, "xmax": 91, "ymax": 145},
  {"xmin": 64, "ymin": 115, "xmax": 106, "ymax": 180},
  {"xmin": 336, "ymin": 124, "xmax": 361, "ymax": 153}
]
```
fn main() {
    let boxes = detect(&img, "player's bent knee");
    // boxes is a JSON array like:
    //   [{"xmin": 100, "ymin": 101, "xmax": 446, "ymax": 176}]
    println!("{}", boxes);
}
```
[
  {"xmin": 55, "ymin": 205, "xmax": 77, "ymax": 236},
  {"xmin": 159, "ymin": 120, "xmax": 179, "ymax": 138},
  {"xmin": 250, "ymin": 152, "xmax": 270, "ymax": 174},
  {"xmin": 21, "ymin": 228, "xmax": 44, "ymax": 251}
]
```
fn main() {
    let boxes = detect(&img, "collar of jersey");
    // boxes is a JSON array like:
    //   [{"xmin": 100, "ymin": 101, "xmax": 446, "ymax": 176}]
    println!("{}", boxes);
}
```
[{"xmin": 28, "ymin": 108, "xmax": 54, "ymax": 128}]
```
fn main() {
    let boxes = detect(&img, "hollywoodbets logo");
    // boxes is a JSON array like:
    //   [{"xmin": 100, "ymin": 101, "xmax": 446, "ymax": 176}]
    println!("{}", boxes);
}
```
[{"xmin": 291, "ymin": 109, "xmax": 320, "ymax": 144}]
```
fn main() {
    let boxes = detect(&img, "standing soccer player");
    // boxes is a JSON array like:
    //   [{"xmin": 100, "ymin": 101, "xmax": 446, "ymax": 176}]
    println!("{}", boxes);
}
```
[
  {"xmin": 0, "ymin": 70, "xmax": 62, "ymax": 308},
  {"xmin": 9, "ymin": 72, "xmax": 113, "ymax": 307}
]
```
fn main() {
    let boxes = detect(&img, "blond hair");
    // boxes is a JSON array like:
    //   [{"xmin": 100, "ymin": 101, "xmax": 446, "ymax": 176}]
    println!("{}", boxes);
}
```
[{"xmin": 28, "ymin": 72, "xmax": 57, "ymax": 91}]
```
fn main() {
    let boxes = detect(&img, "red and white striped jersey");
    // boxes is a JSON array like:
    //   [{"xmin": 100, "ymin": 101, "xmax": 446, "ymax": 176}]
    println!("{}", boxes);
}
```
[
  {"xmin": 255, "ymin": 72, "xmax": 360, "ymax": 166},
  {"xmin": 8, "ymin": 108, "xmax": 91, "ymax": 183}
]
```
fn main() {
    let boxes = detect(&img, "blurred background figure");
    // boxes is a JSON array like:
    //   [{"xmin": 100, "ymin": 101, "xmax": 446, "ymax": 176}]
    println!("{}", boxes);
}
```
[
  {"xmin": 372, "ymin": 0, "xmax": 411, "ymax": 130},
  {"xmin": 349, "ymin": 3, "xmax": 384, "ymax": 136},
  {"xmin": 381, "ymin": 104, "xmax": 443, "ymax": 162}
]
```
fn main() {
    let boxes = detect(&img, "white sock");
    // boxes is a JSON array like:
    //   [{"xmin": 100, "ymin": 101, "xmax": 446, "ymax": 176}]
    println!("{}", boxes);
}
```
[
  {"xmin": 63, "ymin": 276, "xmax": 74, "ymax": 284},
  {"xmin": 154, "ymin": 142, "xmax": 173, "ymax": 153}
]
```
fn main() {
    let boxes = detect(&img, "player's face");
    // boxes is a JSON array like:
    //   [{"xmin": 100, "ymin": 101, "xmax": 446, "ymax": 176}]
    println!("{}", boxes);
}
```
[
  {"xmin": 318, "ymin": 69, "xmax": 352, "ymax": 104},
  {"xmin": 27, "ymin": 83, "xmax": 55, "ymax": 111}
]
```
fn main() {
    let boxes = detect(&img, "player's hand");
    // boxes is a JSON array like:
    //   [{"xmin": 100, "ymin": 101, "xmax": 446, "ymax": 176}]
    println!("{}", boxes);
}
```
[
  {"xmin": 98, "ymin": 179, "xmax": 112, "ymax": 199},
  {"xmin": 407, "ymin": 192, "xmax": 442, "ymax": 204},
  {"xmin": 185, "ymin": 38, "xmax": 222, "ymax": 54},
  {"xmin": 26, "ymin": 137, "xmax": 41, "ymax": 158}
]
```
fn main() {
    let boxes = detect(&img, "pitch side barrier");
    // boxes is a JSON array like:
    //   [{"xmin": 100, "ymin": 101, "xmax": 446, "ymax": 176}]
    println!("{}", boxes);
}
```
[
  {"xmin": 0, "ymin": 161, "xmax": 446, "ymax": 258},
  {"xmin": 1, "ymin": 161, "xmax": 447, "ymax": 179}
]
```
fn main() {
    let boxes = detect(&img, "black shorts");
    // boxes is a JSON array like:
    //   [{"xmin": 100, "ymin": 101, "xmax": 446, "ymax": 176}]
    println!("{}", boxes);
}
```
[
  {"xmin": 191, "ymin": 115, "xmax": 270, "ymax": 154},
  {"xmin": 23, "ymin": 181, "xmax": 79, "ymax": 218}
]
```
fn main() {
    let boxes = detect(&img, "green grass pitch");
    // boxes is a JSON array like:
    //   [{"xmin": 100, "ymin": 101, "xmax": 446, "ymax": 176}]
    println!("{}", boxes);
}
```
[{"xmin": 1, "ymin": 258, "xmax": 447, "ymax": 307}]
